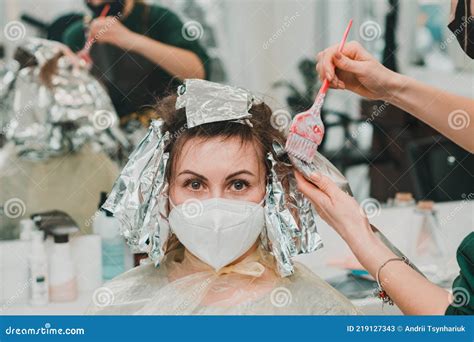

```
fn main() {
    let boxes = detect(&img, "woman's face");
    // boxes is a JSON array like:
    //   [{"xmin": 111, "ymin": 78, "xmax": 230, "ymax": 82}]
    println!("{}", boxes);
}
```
[{"xmin": 169, "ymin": 136, "xmax": 266, "ymax": 205}]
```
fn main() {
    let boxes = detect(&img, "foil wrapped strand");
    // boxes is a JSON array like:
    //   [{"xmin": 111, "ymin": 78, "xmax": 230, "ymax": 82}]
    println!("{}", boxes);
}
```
[
  {"xmin": 288, "ymin": 175, "xmax": 323, "ymax": 254},
  {"xmin": 289, "ymin": 151, "xmax": 353, "ymax": 196},
  {"xmin": 175, "ymin": 79, "xmax": 252, "ymax": 128},
  {"xmin": 3, "ymin": 38, "xmax": 128, "ymax": 161},
  {"xmin": 103, "ymin": 120, "xmax": 171, "ymax": 265},
  {"xmin": 262, "ymin": 152, "xmax": 299, "ymax": 277}
]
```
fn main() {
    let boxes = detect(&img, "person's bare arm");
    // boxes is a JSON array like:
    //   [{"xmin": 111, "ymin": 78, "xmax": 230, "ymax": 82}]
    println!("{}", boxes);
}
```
[
  {"xmin": 295, "ymin": 172, "xmax": 452, "ymax": 315},
  {"xmin": 316, "ymin": 41, "xmax": 474, "ymax": 152},
  {"xmin": 89, "ymin": 17, "xmax": 205, "ymax": 80},
  {"xmin": 124, "ymin": 32, "xmax": 205, "ymax": 79},
  {"xmin": 387, "ymin": 73, "xmax": 473, "ymax": 152}
]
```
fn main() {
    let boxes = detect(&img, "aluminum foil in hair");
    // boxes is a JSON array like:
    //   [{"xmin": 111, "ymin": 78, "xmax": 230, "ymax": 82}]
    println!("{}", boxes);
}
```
[
  {"xmin": 175, "ymin": 79, "xmax": 253, "ymax": 128},
  {"xmin": 2, "ymin": 38, "xmax": 129, "ymax": 161},
  {"xmin": 262, "ymin": 152, "xmax": 322, "ymax": 277},
  {"xmin": 0, "ymin": 60, "xmax": 19, "ymax": 135},
  {"xmin": 289, "ymin": 151, "xmax": 353, "ymax": 196},
  {"xmin": 288, "ymin": 174, "xmax": 323, "ymax": 254},
  {"xmin": 103, "ymin": 120, "xmax": 171, "ymax": 266},
  {"xmin": 18, "ymin": 37, "xmax": 64, "ymax": 66}
]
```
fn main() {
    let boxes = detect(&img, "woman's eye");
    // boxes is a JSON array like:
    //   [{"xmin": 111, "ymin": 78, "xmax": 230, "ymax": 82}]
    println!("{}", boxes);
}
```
[
  {"xmin": 184, "ymin": 179, "xmax": 203, "ymax": 191},
  {"xmin": 231, "ymin": 180, "xmax": 248, "ymax": 191},
  {"xmin": 190, "ymin": 180, "xmax": 201, "ymax": 190}
]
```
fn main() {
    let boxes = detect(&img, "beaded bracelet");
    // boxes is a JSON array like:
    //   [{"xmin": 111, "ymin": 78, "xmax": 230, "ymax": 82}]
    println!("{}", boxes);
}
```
[{"xmin": 374, "ymin": 256, "xmax": 413, "ymax": 305}]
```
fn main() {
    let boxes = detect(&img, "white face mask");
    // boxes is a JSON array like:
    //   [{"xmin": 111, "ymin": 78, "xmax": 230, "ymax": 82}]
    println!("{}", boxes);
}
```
[{"xmin": 168, "ymin": 197, "xmax": 265, "ymax": 271}]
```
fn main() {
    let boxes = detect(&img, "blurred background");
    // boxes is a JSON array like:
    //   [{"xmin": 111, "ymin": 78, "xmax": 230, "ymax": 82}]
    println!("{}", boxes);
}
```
[{"xmin": 0, "ymin": 0, "xmax": 472, "ymax": 315}]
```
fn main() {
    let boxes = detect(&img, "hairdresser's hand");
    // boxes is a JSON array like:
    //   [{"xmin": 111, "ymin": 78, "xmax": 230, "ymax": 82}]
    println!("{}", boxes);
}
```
[
  {"xmin": 88, "ymin": 17, "xmax": 133, "ymax": 49},
  {"xmin": 295, "ymin": 171, "xmax": 372, "ymax": 242},
  {"xmin": 316, "ymin": 41, "xmax": 399, "ymax": 100}
]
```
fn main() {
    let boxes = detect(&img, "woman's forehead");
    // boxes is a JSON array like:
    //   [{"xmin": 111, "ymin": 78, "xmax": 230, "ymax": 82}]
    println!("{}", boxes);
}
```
[{"xmin": 174, "ymin": 136, "xmax": 264, "ymax": 176}]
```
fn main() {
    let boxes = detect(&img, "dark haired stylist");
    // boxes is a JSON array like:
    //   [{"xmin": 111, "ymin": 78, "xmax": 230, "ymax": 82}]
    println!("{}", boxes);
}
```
[
  {"xmin": 297, "ymin": 0, "xmax": 474, "ymax": 315},
  {"xmin": 63, "ymin": 0, "xmax": 209, "ymax": 122}
]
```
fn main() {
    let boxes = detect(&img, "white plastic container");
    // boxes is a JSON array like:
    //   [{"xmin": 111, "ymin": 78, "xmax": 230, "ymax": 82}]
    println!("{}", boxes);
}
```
[
  {"xmin": 48, "ymin": 235, "xmax": 77, "ymax": 302},
  {"xmin": 29, "ymin": 231, "xmax": 49, "ymax": 306}
]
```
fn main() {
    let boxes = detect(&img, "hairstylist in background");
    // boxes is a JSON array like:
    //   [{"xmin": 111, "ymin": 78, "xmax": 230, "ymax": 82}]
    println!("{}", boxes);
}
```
[
  {"xmin": 296, "ymin": 0, "xmax": 473, "ymax": 315},
  {"xmin": 63, "ymin": 0, "xmax": 209, "ymax": 123}
]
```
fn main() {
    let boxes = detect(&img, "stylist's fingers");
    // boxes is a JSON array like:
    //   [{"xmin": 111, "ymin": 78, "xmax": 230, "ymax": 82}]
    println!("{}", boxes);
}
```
[
  {"xmin": 333, "ymin": 52, "xmax": 365, "ymax": 75},
  {"xmin": 318, "ymin": 46, "xmax": 338, "ymax": 82},
  {"xmin": 295, "ymin": 172, "xmax": 331, "ymax": 209},
  {"xmin": 316, "ymin": 48, "xmax": 346, "ymax": 89},
  {"xmin": 305, "ymin": 173, "xmax": 341, "ymax": 200}
]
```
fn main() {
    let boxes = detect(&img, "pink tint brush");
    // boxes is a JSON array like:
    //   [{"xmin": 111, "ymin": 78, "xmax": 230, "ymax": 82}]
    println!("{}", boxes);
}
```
[
  {"xmin": 77, "ymin": 4, "xmax": 110, "ymax": 64},
  {"xmin": 285, "ymin": 19, "xmax": 353, "ymax": 163}
]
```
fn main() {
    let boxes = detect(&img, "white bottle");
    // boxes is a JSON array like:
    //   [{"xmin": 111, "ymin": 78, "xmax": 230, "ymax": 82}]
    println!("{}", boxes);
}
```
[
  {"xmin": 48, "ymin": 233, "xmax": 77, "ymax": 302},
  {"xmin": 20, "ymin": 219, "xmax": 36, "ymax": 241},
  {"xmin": 29, "ymin": 231, "xmax": 49, "ymax": 306}
]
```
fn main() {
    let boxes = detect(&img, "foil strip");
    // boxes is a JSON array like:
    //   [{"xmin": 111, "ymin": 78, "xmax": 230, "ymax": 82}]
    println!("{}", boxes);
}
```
[
  {"xmin": 176, "ymin": 79, "xmax": 252, "ymax": 128},
  {"xmin": 2, "ymin": 38, "xmax": 128, "ymax": 161},
  {"xmin": 289, "ymin": 151, "xmax": 353, "ymax": 196},
  {"xmin": 289, "ymin": 175, "xmax": 324, "ymax": 254},
  {"xmin": 103, "ymin": 120, "xmax": 171, "ymax": 265},
  {"xmin": 263, "ymin": 152, "xmax": 299, "ymax": 277}
]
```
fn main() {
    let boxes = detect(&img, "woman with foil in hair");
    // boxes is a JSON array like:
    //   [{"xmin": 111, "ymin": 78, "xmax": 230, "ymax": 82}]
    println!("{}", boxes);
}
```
[
  {"xmin": 88, "ymin": 79, "xmax": 359, "ymax": 315},
  {"xmin": 0, "ymin": 38, "xmax": 124, "ymax": 234}
]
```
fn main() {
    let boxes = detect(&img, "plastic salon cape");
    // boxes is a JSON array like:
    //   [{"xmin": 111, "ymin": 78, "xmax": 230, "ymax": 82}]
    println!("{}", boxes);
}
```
[{"xmin": 87, "ymin": 245, "xmax": 359, "ymax": 315}]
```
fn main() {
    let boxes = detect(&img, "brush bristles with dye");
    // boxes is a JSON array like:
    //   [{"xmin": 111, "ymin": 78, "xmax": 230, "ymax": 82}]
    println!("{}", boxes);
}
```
[{"xmin": 285, "ymin": 133, "xmax": 318, "ymax": 163}]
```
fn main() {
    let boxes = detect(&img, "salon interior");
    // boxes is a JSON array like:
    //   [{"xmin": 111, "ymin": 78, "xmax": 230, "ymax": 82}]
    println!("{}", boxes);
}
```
[{"xmin": 0, "ymin": 0, "xmax": 473, "ymax": 316}]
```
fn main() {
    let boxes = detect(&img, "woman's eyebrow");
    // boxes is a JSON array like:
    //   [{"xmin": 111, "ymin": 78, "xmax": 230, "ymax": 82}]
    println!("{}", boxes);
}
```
[
  {"xmin": 225, "ymin": 170, "xmax": 255, "ymax": 180},
  {"xmin": 177, "ymin": 170, "xmax": 208, "ymax": 180}
]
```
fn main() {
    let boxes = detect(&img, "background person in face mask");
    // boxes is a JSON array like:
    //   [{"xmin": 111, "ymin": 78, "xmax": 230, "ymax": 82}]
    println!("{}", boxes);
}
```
[
  {"xmin": 87, "ymin": 93, "xmax": 359, "ymax": 315},
  {"xmin": 62, "ymin": 0, "xmax": 209, "ymax": 123},
  {"xmin": 296, "ymin": 0, "xmax": 474, "ymax": 315}
]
